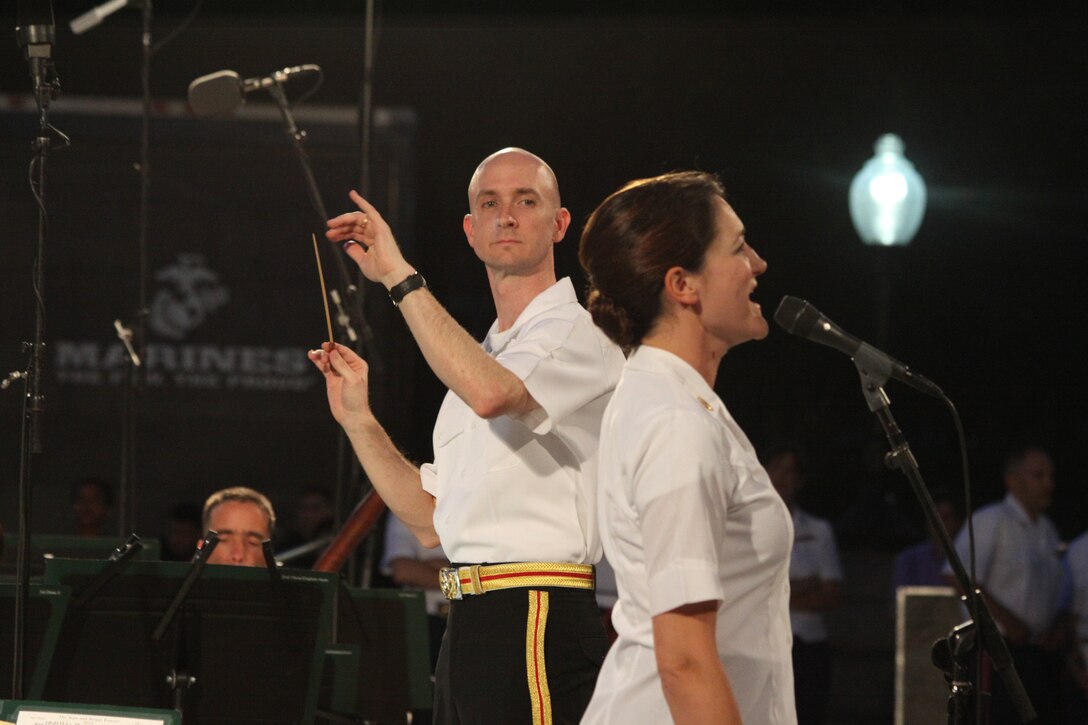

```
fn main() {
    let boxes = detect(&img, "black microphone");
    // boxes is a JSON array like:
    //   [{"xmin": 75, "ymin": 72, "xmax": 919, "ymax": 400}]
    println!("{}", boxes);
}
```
[
  {"xmin": 71, "ymin": 533, "xmax": 145, "ymax": 608},
  {"xmin": 774, "ymin": 295, "xmax": 944, "ymax": 398},
  {"xmin": 187, "ymin": 65, "xmax": 322, "ymax": 118}
]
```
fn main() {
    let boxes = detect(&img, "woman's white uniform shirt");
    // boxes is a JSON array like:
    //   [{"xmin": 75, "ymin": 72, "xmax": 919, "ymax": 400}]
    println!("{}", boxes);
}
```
[{"xmin": 582, "ymin": 345, "xmax": 797, "ymax": 724}]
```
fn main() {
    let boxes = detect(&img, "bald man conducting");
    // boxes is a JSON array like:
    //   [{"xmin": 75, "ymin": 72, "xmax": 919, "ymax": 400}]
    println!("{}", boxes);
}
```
[{"xmin": 310, "ymin": 148, "xmax": 625, "ymax": 724}]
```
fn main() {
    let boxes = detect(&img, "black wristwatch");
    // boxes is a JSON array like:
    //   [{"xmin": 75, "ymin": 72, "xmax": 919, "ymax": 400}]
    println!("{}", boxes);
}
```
[{"xmin": 388, "ymin": 272, "xmax": 427, "ymax": 307}]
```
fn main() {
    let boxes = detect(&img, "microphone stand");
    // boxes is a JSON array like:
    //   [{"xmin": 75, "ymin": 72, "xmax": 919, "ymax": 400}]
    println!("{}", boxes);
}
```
[
  {"xmin": 263, "ymin": 80, "xmax": 373, "ymax": 356},
  {"xmin": 357, "ymin": 0, "xmax": 376, "ymax": 202},
  {"xmin": 264, "ymin": 78, "xmax": 379, "ymax": 585},
  {"xmin": 352, "ymin": 0, "xmax": 381, "ymax": 590},
  {"xmin": 932, "ymin": 620, "xmax": 979, "ymax": 724},
  {"xmin": 10, "ymin": 15, "xmax": 61, "ymax": 700},
  {"xmin": 153, "ymin": 530, "xmax": 219, "ymax": 642},
  {"xmin": 116, "ymin": 0, "xmax": 153, "ymax": 539},
  {"xmin": 853, "ymin": 363, "xmax": 1036, "ymax": 724},
  {"xmin": 75, "ymin": 0, "xmax": 205, "ymax": 548},
  {"xmin": 11, "ymin": 347, "xmax": 36, "ymax": 702},
  {"xmin": 115, "ymin": 316, "xmax": 141, "ymax": 544},
  {"xmin": 261, "ymin": 539, "xmax": 282, "ymax": 585},
  {"xmin": 153, "ymin": 530, "xmax": 218, "ymax": 719}
]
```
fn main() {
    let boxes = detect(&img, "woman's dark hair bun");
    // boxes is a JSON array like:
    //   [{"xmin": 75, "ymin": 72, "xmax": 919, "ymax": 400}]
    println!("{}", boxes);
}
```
[{"xmin": 587, "ymin": 287, "xmax": 638, "ymax": 353}]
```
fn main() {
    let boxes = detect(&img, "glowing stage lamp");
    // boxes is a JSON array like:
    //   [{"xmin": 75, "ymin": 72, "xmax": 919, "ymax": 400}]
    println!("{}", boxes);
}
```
[{"xmin": 849, "ymin": 133, "xmax": 926, "ymax": 246}]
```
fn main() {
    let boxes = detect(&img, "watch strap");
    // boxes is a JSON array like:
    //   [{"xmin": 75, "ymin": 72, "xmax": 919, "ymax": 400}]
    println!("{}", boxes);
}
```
[{"xmin": 388, "ymin": 272, "xmax": 427, "ymax": 307}]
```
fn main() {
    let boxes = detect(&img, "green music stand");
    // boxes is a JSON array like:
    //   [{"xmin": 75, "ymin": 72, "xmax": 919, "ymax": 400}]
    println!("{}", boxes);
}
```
[
  {"xmin": 0, "ymin": 584, "xmax": 70, "ymax": 699},
  {"xmin": 333, "ymin": 586, "xmax": 432, "ymax": 721},
  {"xmin": 1, "ymin": 534, "xmax": 161, "ymax": 581},
  {"xmin": 38, "ymin": 559, "xmax": 335, "ymax": 724}
]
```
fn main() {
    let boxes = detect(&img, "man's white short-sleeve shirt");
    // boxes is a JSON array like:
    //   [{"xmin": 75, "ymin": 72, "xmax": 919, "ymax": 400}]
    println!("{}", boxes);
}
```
[
  {"xmin": 948, "ymin": 493, "xmax": 1063, "ymax": 639},
  {"xmin": 1066, "ymin": 531, "xmax": 1088, "ymax": 665},
  {"xmin": 788, "ymin": 508, "xmax": 843, "ymax": 642},
  {"xmin": 419, "ymin": 277, "xmax": 625, "ymax": 565}
]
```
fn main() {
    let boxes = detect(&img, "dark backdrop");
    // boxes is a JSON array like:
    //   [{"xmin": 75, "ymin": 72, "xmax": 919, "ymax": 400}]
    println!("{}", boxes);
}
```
[{"xmin": 2, "ymin": 3, "xmax": 1086, "ymax": 550}]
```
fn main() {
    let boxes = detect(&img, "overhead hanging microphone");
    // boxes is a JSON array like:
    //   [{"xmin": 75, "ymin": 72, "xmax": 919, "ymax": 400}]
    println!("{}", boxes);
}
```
[
  {"xmin": 69, "ymin": 0, "xmax": 130, "ymax": 35},
  {"xmin": 187, "ymin": 64, "xmax": 322, "ymax": 118},
  {"xmin": 16, "ymin": 0, "xmax": 57, "ymax": 92}
]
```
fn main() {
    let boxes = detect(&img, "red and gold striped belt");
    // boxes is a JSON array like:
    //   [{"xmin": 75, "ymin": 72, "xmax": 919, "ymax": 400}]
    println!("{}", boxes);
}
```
[{"xmin": 438, "ymin": 562, "xmax": 595, "ymax": 601}]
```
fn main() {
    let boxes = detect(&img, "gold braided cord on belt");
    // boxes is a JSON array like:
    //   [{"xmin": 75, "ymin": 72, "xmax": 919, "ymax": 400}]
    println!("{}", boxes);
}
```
[{"xmin": 441, "ymin": 562, "xmax": 595, "ymax": 598}]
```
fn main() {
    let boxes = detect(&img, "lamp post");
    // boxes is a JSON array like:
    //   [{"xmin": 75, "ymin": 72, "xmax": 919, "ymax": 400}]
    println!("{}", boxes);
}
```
[{"xmin": 849, "ymin": 133, "xmax": 927, "ymax": 346}]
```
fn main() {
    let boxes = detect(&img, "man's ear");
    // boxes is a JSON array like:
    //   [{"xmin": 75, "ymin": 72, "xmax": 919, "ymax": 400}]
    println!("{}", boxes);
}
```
[
  {"xmin": 662, "ymin": 266, "xmax": 699, "ymax": 308},
  {"xmin": 553, "ymin": 207, "xmax": 572, "ymax": 243},
  {"xmin": 463, "ymin": 213, "xmax": 475, "ymax": 249}
]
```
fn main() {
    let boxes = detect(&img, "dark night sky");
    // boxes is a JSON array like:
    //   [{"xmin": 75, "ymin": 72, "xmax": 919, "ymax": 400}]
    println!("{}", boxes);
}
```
[{"xmin": 2, "ymin": 2, "xmax": 1086, "ymax": 545}]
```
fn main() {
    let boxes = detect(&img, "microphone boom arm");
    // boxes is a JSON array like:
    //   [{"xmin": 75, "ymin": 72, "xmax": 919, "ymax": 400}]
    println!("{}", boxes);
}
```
[
  {"xmin": 262, "ymin": 80, "xmax": 376, "ymax": 358},
  {"xmin": 855, "ymin": 364, "xmax": 1036, "ymax": 724}
]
